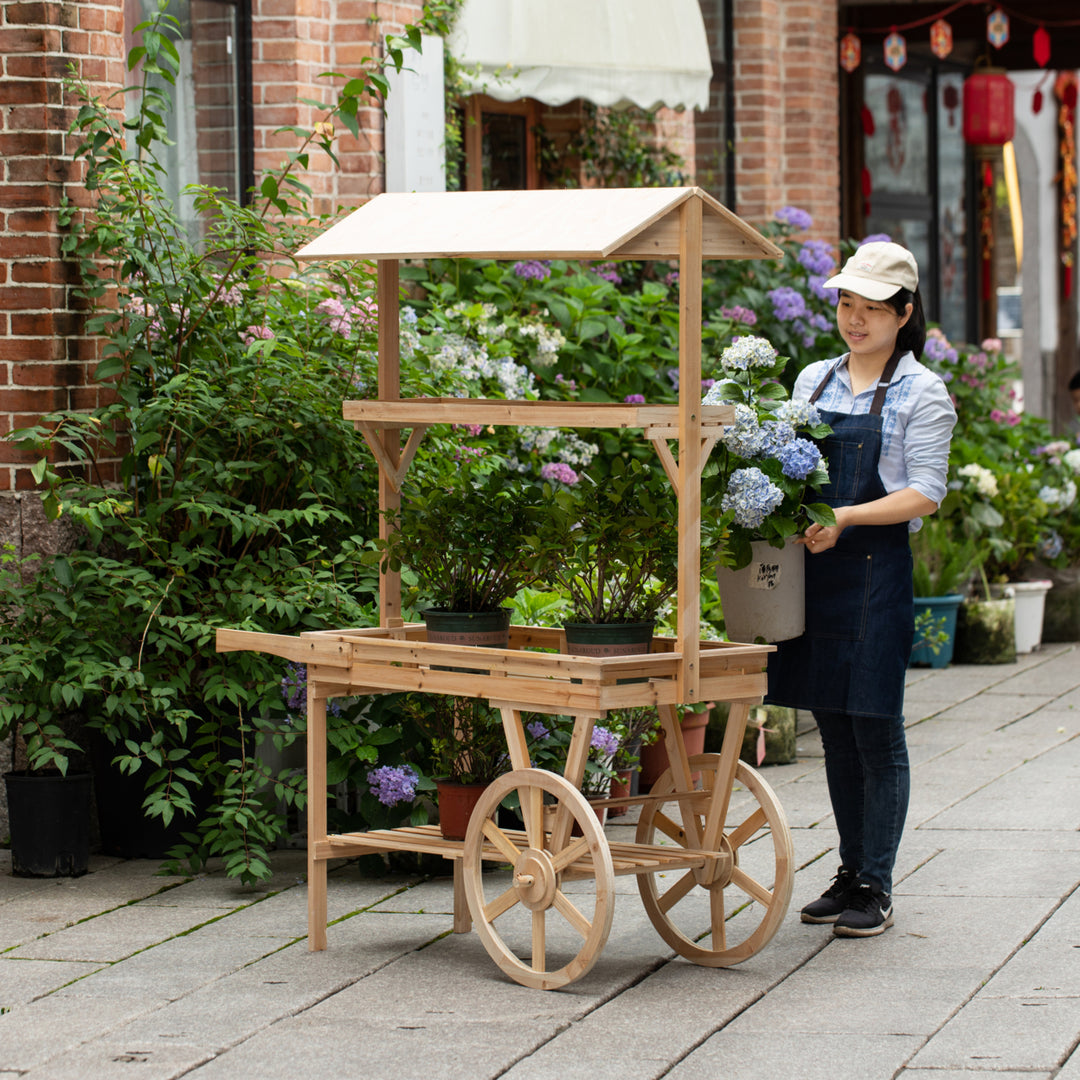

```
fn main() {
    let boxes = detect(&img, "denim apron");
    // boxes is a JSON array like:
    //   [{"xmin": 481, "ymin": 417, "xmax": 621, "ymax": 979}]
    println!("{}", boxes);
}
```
[{"xmin": 766, "ymin": 351, "xmax": 914, "ymax": 720}]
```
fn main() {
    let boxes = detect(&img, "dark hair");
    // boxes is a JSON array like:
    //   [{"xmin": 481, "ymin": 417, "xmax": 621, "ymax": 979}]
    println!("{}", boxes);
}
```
[
  {"xmin": 884, "ymin": 286, "xmax": 926, "ymax": 360},
  {"xmin": 1069, "ymin": 370, "xmax": 1080, "ymax": 392}
]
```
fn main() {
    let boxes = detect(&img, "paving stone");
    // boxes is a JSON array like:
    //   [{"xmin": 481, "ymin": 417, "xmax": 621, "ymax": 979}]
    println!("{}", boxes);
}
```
[
  {"xmin": 897, "ymin": 846, "xmax": 1080, "ymax": 897},
  {"xmin": 907, "ymin": 995, "xmax": 1080, "ymax": 1071},
  {"xmin": 0, "ymin": 958, "xmax": 104, "ymax": 1008},
  {"xmin": 667, "ymin": 1032, "xmax": 924, "ymax": 1080}
]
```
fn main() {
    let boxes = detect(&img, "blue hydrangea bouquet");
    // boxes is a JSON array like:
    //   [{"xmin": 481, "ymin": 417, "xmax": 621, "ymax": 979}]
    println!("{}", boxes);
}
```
[{"xmin": 702, "ymin": 335, "xmax": 835, "ymax": 570}]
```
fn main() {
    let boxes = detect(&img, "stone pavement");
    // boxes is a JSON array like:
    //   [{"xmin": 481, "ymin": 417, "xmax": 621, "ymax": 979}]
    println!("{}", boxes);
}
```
[{"xmin": 2, "ymin": 643, "xmax": 1078, "ymax": 1080}]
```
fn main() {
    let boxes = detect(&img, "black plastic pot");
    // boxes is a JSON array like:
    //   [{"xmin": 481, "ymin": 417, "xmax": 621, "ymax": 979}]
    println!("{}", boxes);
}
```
[{"xmin": 4, "ymin": 770, "xmax": 92, "ymax": 877}]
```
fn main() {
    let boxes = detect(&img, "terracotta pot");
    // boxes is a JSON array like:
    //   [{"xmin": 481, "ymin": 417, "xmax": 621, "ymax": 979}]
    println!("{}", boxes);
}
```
[
  {"xmin": 435, "ymin": 779, "xmax": 488, "ymax": 841},
  {"xmin": 607, "ymin": 769, "xmax": 632, "ymax": 818},
  {"xmin": 637, "ymin": 709, "xmax": 709, "ymax": 790}
]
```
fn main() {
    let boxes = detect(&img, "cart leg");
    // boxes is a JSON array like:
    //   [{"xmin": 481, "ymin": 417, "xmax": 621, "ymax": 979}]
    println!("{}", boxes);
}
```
[
  {"xmin": 452, "ymin": 858, "xmax": 472, "ymax": 934},
  {"xmin": 307, "ymin": 683, "xmax": 328, "ymax": 951}
]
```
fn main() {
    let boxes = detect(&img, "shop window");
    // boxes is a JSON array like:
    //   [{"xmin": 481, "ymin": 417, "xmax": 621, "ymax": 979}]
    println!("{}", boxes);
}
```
[
  {"xmin": 124, "ymin": 0, "xmax": 253, "ymax": 240},
  {"xmin": 460, "ymin": 95, "xmax": 540, "ymax": 190},
  {"xmin": 852, "ymin": 59, "xmax": 972, "ymax": 343}
]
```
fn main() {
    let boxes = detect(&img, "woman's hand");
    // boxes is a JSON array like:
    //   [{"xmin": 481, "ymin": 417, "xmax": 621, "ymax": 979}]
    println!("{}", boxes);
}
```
[{"xmin": 798, "ymin": 517, "xmax": 845, "ymax": 553}]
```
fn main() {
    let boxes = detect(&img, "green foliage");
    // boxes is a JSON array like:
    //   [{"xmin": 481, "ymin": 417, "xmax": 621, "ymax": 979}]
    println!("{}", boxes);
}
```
[
  {"xmin": 910, "ymin": 512, "xmax": 980, "ymax": 598},
  {"xmin": 378, "ymin": 461, "xmax": 545, "ymax": 612},
  {"xmin": 529, "ymin": 457, "xmax": 679, "ymax": 624},
  {"xmin": 2, "ymin": 5, "xmax": 434, "ymax": 883}
]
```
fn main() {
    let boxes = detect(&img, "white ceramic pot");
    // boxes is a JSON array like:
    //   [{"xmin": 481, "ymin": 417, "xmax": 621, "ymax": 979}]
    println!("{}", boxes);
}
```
[
  {"xmin": 989, "ymin": 580, "xmax": 1053, "ymax": 654},
  {"xmin": 716, "ymin": 539, "xmax": 805, "ymax": 643}
]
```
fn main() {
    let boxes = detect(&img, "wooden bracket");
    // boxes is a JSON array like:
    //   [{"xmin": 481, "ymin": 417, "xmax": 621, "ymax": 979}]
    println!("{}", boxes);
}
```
[
  {"xmin": 355, "ymin": 421, "xmax": 429, "ymax": 493},
  {"xmin": 645, "ymin": 430, "xmax": 720, "ymax": 497}
]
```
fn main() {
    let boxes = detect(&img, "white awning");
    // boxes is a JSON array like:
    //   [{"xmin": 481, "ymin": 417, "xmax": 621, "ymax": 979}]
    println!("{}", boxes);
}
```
[{"xmin": 446, "ymin": 0, "xmax": 713, "ymax": 112}]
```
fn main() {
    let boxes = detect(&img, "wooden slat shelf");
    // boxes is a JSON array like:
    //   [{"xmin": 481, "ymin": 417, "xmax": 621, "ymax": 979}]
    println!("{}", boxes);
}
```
[{"xmin": 315, "ymin": 824, "xmax": 718, "ymax": 879}]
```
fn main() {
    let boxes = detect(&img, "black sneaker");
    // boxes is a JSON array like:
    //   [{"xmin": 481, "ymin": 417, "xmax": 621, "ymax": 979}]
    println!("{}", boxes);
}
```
[
  {"xmin": 800, "ymin": 866, "xmax": 858, "ymax": 924},
  {"xmin": 833, "ymin": 883, "xmax": 894, "ymax": 937}
]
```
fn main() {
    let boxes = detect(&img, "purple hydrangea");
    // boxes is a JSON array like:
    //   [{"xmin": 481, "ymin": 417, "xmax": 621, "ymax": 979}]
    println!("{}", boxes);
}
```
[
  {"xmin": 720, "ymin": 305, "xmax": 758, "ymax": 325},
  {"xmin": 513, "ymin": 259, "xmax": 551, "ymax": 281},
  {"xmin": 590, "ymin": 725, "xmax": 620, "ymax": 757},
  {"xmin": 367, "ymin": 765, "xmax": 419, "ymax": 807},
  {"xmin": 768, "ymin": 286, "xmax": 808, "ymax": 323},
  {"xmin": 777, "ymin": 437, "xmax": 823, "ymax": 480},
  {"xmin": 526, "ymin": 720, "xmax": 550, "ymax": 740},
  {"xmin": 540, "ymin": 461, "xmax": 579, "ymax": 485},
  {"xmin": 807, "ymin": 275, "xmax": 837, "ymax": 303},
  {"xmin": 593, "ymin": 262, "xmax": 622, "ymax": 284},
  {"xmin": 797, "ymin": 240, "xmax": 836, "ymax": 277},
  {"xmin": 860, "ymin": 232, "xmax": 892, "ymax": 244},
  {"xmin": 623, "ymin": 393, "xmax": 646, "ymax": 404},
  {"xmin": 281, "ymin": 661, "xmax": 306, "ymax": 712},
  {"xmin": 664, "ymin": 270, "xmax": 679, "ymax": 286},
  {"xmin": 775, "ymin": 206, "xmax": 813, "ymax": 230}
]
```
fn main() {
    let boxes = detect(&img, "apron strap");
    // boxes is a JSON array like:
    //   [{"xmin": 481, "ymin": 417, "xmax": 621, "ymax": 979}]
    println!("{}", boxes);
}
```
[{"xmin": 808, "ymin": 349, "xmax": 904, "ymax": 415}]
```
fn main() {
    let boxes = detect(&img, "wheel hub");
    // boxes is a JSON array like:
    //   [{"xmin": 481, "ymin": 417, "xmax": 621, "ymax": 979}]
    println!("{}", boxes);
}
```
[
  {"xmin": 514, "ymin": 847, "xmax": 557, "ymax": 911},
  {"xmin": 695, "ymin": 833, "xmax": 735, "ymax": 887}
]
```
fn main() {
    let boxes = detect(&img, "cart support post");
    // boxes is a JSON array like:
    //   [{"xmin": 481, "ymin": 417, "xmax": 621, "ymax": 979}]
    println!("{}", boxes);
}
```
[
  {"xmin": 307, "ymin": 679, "xmax": 329, "ymax": 950},
  {"xmin": 677, "ymin": 196, "xmax": 703, "ymax": 702},
  {"xmin": 377, "ymin": 258, "xmax": 403, "ymax": 628}
]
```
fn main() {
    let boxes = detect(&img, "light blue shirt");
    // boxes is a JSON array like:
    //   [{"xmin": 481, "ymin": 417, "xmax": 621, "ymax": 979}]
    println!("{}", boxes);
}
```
[{"xmin": 793, "ymin": 351, "xmax": 957, "ymax": 529}]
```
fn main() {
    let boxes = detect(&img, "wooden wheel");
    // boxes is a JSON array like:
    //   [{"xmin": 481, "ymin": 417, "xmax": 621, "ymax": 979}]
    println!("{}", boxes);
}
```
[
  {"xmin": 462, "ymin": 768, "xmax": 615, "ymax": 990},
  {"xmin": 636, "ymin": 753, "xmax": 793, "ymax": 966}
]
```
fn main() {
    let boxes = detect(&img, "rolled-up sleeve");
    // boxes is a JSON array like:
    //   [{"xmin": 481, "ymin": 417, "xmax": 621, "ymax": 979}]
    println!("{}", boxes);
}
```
[{"xmin": 901, "ymin": 376, "xmax": 956, "ymax": 507}]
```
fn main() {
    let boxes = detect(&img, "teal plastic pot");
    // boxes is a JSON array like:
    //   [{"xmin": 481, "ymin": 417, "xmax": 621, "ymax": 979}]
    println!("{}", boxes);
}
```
[{"xmin": 910, "ymin": 593, "xmax": 964, "ymax": 668}]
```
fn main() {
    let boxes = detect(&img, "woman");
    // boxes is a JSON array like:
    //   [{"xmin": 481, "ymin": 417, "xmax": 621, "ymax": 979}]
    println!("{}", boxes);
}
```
[{"xmin": 766, "ymin": 241, "xmax": 956, "ymax": 937}]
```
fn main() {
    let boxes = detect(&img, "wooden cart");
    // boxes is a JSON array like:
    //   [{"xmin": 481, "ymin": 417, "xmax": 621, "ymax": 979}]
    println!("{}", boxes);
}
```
[{"xmin": 216, "ymin": 188, "xmax": 794, "ymax": 989}]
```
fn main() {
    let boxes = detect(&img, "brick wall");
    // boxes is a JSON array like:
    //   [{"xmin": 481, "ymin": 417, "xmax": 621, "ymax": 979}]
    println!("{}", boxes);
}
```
[
  {"xmin": 0, "ymin": 0, "xmax": 126, "ymax": 549},
  {"xmin": 730, "ymin": 0, "xmax": 840, "ymax": 242}
]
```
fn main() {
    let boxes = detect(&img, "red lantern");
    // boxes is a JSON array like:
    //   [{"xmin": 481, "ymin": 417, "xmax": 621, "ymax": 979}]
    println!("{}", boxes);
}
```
[{"xmin": 963, "ymin": 69, "xmax": 1015, "ymax": 145}]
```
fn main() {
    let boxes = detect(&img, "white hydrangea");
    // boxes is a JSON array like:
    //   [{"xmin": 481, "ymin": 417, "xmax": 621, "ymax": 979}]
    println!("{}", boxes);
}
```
[
  {"xmin": 1039, "ymin": 479, "xmax": 1077, "ymax": 511},
  {"xmin": 1063, "ymin": 448, "xmax": 1080, "ymax": 473},
  {"xmin": 719, "ymin": 335, "xmax": 779, "ymax": 374},
  {"xmin": 958, "ymin": 463, "xmax": 999, "ymax": 498}
]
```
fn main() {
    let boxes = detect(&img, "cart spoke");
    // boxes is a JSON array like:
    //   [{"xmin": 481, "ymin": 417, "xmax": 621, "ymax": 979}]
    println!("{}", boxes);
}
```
[
  {"xmin": 521, "ymin": 784, "xmax": 544, "ymax": 851},
  {"xmin": 657, "ymin": 869, "xmax": 697, "ymax": 914},
  {"xmin": 551, "ymin": 835, "xmax": 589, "ymax": 873},
  {"xmin": 731, "ymin": 865, "xmax": 773, "ymax": 907},
  {"xmin": 709, "ymin": 883, "xmax": 727, "ymax": 951},
  {"xmin": 651, "ymin": 809, "xmax": 686, "ymax": 844},
  {"xmin": 552, "ymin": 889, "xmax": 592, "ymax": 939},
  {"xmin": 482, "ymin": 818, "xmax": 523, "ymax": 864},
  {"xmin": 531, "ymin": 909, "xmax": 546, "ymax": 972},
  {"xmin": 727, "ymin": 806, "xmax": 767, "ymax": 851},
  {"xmin": 484, "ymin": 882, "xmax": 522, "ymax": 922}
]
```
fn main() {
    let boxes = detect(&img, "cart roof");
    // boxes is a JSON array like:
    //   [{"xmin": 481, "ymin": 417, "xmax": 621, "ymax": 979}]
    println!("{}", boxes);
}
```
[{"xmin": 295, "ymin": 186, "xmax": 782, "ymax": 262}]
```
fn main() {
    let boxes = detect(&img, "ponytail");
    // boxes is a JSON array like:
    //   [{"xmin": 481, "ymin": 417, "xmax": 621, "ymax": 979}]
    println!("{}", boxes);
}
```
[{"xmin": 887, "ymin": 287, "xmax": 926, "ymax": 360}]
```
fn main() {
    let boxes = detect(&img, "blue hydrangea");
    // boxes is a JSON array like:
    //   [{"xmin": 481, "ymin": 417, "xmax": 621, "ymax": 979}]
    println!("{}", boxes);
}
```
[
  {"xmin": 768, "ymin": 286, "xmax": 808, "ymax": 323},
  {"xmin": 777, "ymin": 437, "xmax": 822, "ymax": 480},
  {"xmin": 718, "ymin": 404, "xmax": 767, "ymax": 457},
  {"xmin": 807, "ymin": 275, "xmax": 837, "ymax": 303},
  {"xmin": 1038, "ymin": 531, "xmax": 1064, "ymax": 560},
  {"xmin": 722, "ymin": 467, "xmax": 785, "ymax": 529},
  {"xmin": 367, "ymin": 764, "xmax": 419, "ymax": 807},
  {"xmin": 758, "ymin": 419, "xmax": 796, "ymax": 457},
  {"xmin": 719, "ymin": 335, "xmax": 778, "ymax": 373}
]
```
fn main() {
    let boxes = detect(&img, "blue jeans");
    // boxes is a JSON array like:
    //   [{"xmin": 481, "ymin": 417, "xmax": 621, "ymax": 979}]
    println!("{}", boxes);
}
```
[{"xmin": 813, "ymin": 710, "xmax": 910, "ymax": 895}]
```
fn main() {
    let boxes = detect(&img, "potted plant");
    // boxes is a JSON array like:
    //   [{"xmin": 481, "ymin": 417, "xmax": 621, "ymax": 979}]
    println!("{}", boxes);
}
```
[
  {"xmin": 530, "ymin": 456, "xmax": 679, "ymax": 657},
  {"xmin": 0, "ymin": 548, "xmax": 93, "ymax": 877},
  {"xmin": 701, "ymin": 335, "xmax": 834, "ymax": 643},
  {"xmin": 402, "ymin": 694, "xmax": 508, "ymax": 840},
  {"xmin": 379, "ymin": 460, "xmax": 545, "ymax": 648},
  {"xmin": 909, "ymin": 510, "xmax": 981, "ymax": 667}
]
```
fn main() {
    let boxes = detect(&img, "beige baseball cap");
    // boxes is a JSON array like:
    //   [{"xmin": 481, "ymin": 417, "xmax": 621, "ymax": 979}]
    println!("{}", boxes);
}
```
[{"xmin": 823, "ymin": 241, "xmax": 919, "ymax": 301}]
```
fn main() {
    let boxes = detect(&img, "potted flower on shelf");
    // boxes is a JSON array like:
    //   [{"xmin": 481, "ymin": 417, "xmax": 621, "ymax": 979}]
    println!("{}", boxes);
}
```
[
  {"xmin": 377, "ymin": 459, "xmax": 545, "ymax": 649},
  {"xmin": 529, "ymin": 456, "xmax": 679, "ymax": 658},
  {"xmin": 402, "ymin": 693, "xmax": 508, "ymax": 840},
  {"xmin": 701, "ymin": 335, "xmax": 834, "ymax": 644}
]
